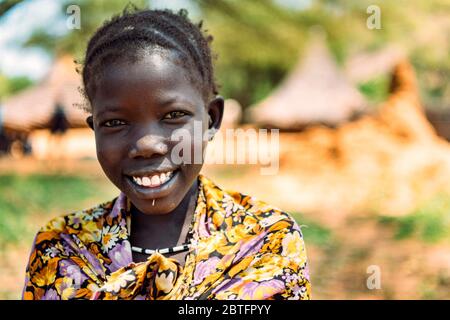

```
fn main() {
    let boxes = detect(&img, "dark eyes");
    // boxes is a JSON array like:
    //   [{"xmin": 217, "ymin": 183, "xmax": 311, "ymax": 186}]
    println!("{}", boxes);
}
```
[
  {"xmin": 163, "ymin": 110, "xmax": 190, "ymax": 120},
  {"xmin": 102, "ymin": 119, "xmax": 126, "ymax": 127},
  {"xmin": 100, "ymin": 111, "xmax": 190, "ymax": 129}
]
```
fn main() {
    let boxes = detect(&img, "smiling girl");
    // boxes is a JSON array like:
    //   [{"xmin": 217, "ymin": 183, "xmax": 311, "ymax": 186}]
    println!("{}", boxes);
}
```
[{"xmin": 22, "ymin": 8, "xmax": 311, "ymax": 300}]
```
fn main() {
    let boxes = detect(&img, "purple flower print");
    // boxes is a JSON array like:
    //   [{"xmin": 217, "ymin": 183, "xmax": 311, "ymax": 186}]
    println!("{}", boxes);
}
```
[
  {"xmin": 107, "ymin": 241, "xmax": 132, "ymax": 272},
  {"xmin": 85, "ymin": 208, "xmax": 104, "ymax": 221},
  {"xmin": 59, "ymin": 233, "xmax": 105, "ymax": 277},
  {"xmin": 233, "ymin": 232, "xmax": 266, "ymax": 263},
  {"xmin": 193, "ymin": 256, "xmax": 221, "ymax": 285},
  {"xmin": 72, "ymin": 217, "xmax": 81, "ymax": 227},
  {"xmin": 212, "ymin": 278, "xmax": 242, "ymax": 295},
  {"xmin": 80, "ymin": 247, "xmax": 105, "ymax": 277},
  {"xmin": 45, "ymin": 247, "xmax": 60, "ymax": 258},
  {"xmin": 198, "ymin": 215, "xmax": 211, "ymax": 238},
  {"xmin": 223, "ymin": 200, "xmax": 234, "ymax": 218},
  {"xmin": 41, "ymin": 289, "xmax": 60, "ymax": 300},
  {"xmin": 59, "ymin": 260, "xmax": 87, "ymax": 286},
  {"xmin": 110, "ymin": 193, "xmax": 127, "ymax": 218},
  {"xmin": 68, "ymin": 214, "xmax": 83, "ymax": 229},
  {"xmin": 303, "ymin": 264, "xmax": 310, "ymax": 282},
  {"xmin": 240, "ymin": 279, "xmax": 285, "ymax": 299}
]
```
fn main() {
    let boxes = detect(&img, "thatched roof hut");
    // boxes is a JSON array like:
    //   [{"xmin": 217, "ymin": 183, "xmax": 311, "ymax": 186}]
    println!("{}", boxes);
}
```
[
  {"xmin": 345, "ymin": 45, "xmax": 406, "ymax": 83},
  {"xmin": 1, "ymin": 55, "xmax": 87, "ymax": 132},
  {"xmin": 249, "ymin": 37, "xmax": 366, "ymax": 130}
]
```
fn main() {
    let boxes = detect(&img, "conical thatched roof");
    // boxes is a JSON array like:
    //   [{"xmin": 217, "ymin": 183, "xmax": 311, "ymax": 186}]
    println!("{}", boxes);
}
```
[
  {"xmin": 249, "ymin": 36, "xmax": 366, "ymax": 130},
  {"xmin": 345, "ymin": 45, "xmax": 406, "ymax": 83},
  {"xmin": 2, "ymin": 55, "xmax": 87, "ymax": 132}
]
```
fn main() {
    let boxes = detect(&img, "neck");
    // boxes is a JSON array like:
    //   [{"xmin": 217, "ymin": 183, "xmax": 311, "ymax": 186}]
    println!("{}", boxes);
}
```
[{"xmin": 130, "ymin": 178, "xmax": 198, "ymax": 242}]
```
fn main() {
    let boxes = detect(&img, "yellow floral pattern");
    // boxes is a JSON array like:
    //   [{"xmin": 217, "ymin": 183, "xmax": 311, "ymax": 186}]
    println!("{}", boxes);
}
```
[{"xmin": 22, "ymin": 174, "xmax": 311, "ymax": 300}]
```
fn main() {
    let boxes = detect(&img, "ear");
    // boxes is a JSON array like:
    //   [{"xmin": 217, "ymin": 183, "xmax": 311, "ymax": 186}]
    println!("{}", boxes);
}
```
[
  {"xmin": 86, "ymin": 116, "xmax": 94, "ymax": 131},
  {"xmin": 207, "ymin": 96, "xmax": 224, "ymax": 138}
]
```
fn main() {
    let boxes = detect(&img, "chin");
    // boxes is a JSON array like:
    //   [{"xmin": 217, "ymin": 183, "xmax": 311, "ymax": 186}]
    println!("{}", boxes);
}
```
[{"xmin": 133, "ymin": 198, "xmax": 180, "ymax": 215}]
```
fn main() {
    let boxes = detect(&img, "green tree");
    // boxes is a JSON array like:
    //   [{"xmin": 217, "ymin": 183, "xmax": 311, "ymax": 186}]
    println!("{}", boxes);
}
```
[
  {"xmin": 195, "ymin": 0, "xmax": 450, "ymax": 109},
  {"xmin": 24, "ymin": 0, "xmax": 148, "ymax": 61},
  {"xmin": 0, "ymin": 0, "xmax": 24, "ymax": 18},
  {"xmin": 5, "ymin": 0, "xmax": 450, "ymax": 110},
  {"xmin": 0, "ymin": 74, "xmax": 34, "ymax": 99}
]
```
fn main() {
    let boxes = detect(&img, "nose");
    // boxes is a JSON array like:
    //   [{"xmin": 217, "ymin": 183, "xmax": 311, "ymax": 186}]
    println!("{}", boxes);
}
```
[{"xmin": 128, "ymin": 134, "xmax": 169, "ymax": 159}]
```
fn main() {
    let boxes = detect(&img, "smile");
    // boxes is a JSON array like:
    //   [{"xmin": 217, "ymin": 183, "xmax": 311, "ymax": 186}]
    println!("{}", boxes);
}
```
[
  {"xmin": 131, "ymin": 171, "xmax": 174, "ymax": 188},
  {"xmin": 124, "ymin": 168, "xmax": 180, "ymax": 200}
]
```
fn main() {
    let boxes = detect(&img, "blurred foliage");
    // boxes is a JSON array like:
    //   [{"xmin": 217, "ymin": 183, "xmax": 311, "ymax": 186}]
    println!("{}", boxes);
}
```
[
  {"xmin": 291, "ymin": 212, "xmax": 332, "ymax": 247},
  {"xmin": 3, "ymin": 0, "xmax": 450, "ymax": 109},
  {"xmin": 378, "ymin": 194, "xmax": 450, "ymax": 243},
  {"xmin": 0, "ymin": 174, "xmax": 108, "ymax": 248},
  {"xmin": 24, "ymin": 0, "xmax": 149, "ymax": 61},
  {"xmin": 357, "ymin": 74, "xmax": 390, "ymax": 105},
  {"xmin": 0, "ymin": 0, "xmax": 23, "ymax": 17},
  {"xmin": 0, "ymin": 74, "xmax": 34, "ymax": 99},
  {"xmin": 195, "ymin": 0, "xmax": 450, "ymax": 109}
]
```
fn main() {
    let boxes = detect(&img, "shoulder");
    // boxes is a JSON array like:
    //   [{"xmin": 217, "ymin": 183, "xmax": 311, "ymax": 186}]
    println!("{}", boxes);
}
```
[
  {"xmin": 203, "ymin": 177, "xmax": 311, "ymax": 297},
  {"xmin": 225, "ymin": 183, "xmax": 302, "ymax": 234},
  {"xmin": 33, "ymin": 197, "xmax": 117, "ymax": 247},
  {"xmin": 232, "ymin": 190, "xmax": 306, "ymax": 255},
  {"xmin": 200, "ymin": 174, "xmax": 303, "ymax": 238},
  {"xmin": 222, "ymin": 185, "xmax": 311, "ymax": 283}
]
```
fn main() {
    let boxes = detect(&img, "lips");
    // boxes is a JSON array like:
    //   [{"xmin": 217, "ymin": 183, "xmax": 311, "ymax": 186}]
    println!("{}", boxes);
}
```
[
  {"xmin": 124, "ymin": 168, "xmax": 180, "ymax": 199},
  {"xmin": 131, "ymin": 170, "xmax": 174, "ymax": 188}
]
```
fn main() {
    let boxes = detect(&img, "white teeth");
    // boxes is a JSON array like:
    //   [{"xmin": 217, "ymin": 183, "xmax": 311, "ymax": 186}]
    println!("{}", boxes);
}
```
[
  {"xmin": 151, "ymin": 175, "xmax": 160, "ymax": 186},
  {"xmin": 142, "ymin": 177, "xmax": 151, "ymax": 187},
  {"xmin": 132, "ymin": 171, "xmax": 174, "ymax": 187}
]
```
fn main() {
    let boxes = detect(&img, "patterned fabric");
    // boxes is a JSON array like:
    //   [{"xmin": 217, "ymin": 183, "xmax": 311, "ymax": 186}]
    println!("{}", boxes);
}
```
[{"xmin": 22, "ymin": 174, "xmax": 311, "ymax": 300}]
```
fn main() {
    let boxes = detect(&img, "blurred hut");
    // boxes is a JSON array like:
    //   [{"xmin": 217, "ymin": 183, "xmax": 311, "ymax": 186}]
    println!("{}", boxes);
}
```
[
  {"xmin": 425, "ymin": 110, "xmax": 450, "ymax": 141},
  {"xmin": 2, "ymin": 55, "xmax": 87, "ymax": 131},
  {"xmin": 345, "ymin": 46, "xmax": 450, "ymax": 141},
  {"xmin": 0, "ymin": 104, "xmax": 12, "ymax": 155},
  {"xmin": 221, "ymin": 99, "xmax": 242, "ymax": 130},
  {"xmin": 249, "ymin": 35, "xmax": 366, "ymax": 130},
  {"xmin": 1, "ymin": 56, "xmax": 95, "ymax": 159},
  {"xmin": 345, "ymin": 45, "xmax": 406, "ymax": 83},
  {"xmin": 270, "ymin": 58, "xmax": 449, "ymax": 217}
]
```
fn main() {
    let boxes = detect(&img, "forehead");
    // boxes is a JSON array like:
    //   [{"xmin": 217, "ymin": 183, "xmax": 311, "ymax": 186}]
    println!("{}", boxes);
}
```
[{"xmin": 91, "ymin": 51, "xmax": 205, "ymax": 114}]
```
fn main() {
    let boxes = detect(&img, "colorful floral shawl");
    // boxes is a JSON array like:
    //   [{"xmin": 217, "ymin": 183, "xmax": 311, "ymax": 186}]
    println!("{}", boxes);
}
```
[{"xmin": 22, "ymin": 174, "xmax": 311, "ymax": 300}]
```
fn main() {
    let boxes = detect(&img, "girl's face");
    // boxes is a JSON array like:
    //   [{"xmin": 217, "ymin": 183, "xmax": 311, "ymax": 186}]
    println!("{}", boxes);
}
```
[{"xmin": 88, "ymin": 51, "xmax": 223, "ymax": 215}]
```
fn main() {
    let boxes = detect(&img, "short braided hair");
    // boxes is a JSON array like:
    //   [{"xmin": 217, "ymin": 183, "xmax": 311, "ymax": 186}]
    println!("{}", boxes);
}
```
[{"xmin": 81, "ymin": 7, "xmax": 218, "ymax": 113}]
